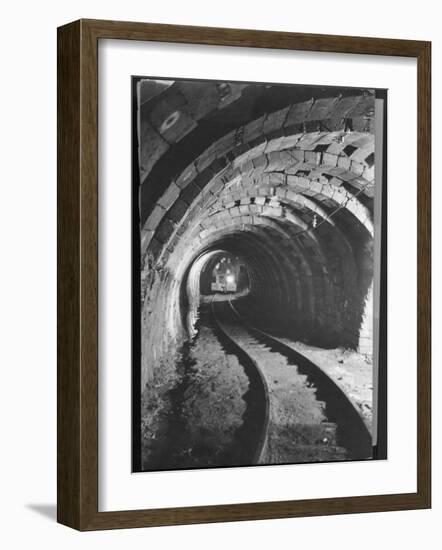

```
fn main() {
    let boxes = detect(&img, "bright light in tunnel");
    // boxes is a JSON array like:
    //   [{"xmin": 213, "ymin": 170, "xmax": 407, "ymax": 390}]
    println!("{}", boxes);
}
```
[{"xmin": 226, "ymin": 275, "xmax": 235, "ymax": 284}]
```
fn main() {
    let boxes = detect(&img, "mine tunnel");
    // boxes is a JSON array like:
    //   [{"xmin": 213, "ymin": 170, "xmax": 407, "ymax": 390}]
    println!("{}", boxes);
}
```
[{"xmin": 137, "ymin": 78, "xmax": 377, "ymax": 470}]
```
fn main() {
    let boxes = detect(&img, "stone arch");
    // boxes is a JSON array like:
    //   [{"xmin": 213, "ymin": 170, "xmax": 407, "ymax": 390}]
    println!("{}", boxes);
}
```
[{"xmin": 138, "ymin": 84, "xmax": 376, "ymax": 384}]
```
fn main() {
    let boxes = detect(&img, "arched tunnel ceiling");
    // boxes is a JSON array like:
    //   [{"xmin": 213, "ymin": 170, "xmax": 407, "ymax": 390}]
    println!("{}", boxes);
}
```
[{"xmin": 138, "ymin": 79, "xmax": 375, "ymax": 351}]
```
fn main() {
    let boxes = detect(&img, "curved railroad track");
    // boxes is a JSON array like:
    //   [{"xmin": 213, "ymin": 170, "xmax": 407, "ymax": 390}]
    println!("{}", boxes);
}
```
[
  {"xmin": 210, "ymin": 295, "xmax": 270, "ymax": 464},
  {"xmin": 211, "ymin": 295, "xmax": 373, "ymax": 465}
]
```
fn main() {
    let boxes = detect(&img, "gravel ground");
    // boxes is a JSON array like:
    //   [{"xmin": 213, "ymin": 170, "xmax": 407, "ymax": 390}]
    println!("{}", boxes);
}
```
[
  {"xmin": 278, "ymin": 339, "xmax": 374, "ymax": 433},
  {"xmin": 141, "ymin": 318, "xmax": 249, "ymax": 470}
]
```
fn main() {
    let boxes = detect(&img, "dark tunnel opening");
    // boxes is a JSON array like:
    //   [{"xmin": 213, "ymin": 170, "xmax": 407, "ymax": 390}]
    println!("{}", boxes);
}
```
[{"xmin": 175, "ymin": 213, "xmax": 373, "ymax": 351}]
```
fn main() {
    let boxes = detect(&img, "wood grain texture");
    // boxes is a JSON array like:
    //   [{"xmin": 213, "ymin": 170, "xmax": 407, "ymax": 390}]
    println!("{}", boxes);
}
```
[
  {"xmin": 57, "ymin": 19, "xmax": 431, "ymax": 531},
  {"xmin": 416, "ymin": 41, "xmax": 431, "ymax": 506},
  {"xmin": 57, "ymin": 20, "xmax": 81, "ymax": 529}
]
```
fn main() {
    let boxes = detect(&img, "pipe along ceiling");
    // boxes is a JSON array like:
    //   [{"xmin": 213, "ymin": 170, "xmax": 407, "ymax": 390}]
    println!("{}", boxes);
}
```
[{"xmin": 138, "ymin": 80, "xmax": 375, "ymax": 385}]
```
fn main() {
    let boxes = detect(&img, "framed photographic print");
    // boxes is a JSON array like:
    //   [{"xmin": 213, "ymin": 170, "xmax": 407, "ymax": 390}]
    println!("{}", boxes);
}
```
[{"xmin": 57, "ymin": 19, "xmax": 431, "ymax": 530}]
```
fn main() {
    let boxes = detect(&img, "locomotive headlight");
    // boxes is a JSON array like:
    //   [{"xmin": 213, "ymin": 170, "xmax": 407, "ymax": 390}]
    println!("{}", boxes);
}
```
[{"xmin": 226, "ymin": 275, "xmax": 235, "ymax": 284}]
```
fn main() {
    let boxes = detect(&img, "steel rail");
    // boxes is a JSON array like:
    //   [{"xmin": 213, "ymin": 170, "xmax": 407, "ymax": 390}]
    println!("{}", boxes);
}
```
[
  {"xmin": 227, "ymin": 297, "xmax": 373, "ymax": 460},
  {"xmin": 210, "ymin": 295, "xmax": 270, "ymax": 465}
]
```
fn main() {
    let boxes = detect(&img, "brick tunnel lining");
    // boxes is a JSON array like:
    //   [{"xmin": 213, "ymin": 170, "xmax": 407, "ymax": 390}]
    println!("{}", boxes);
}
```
[
  {"xmin": 137, "ymin": 81, "xmax": 376, "ymax": 386},
  {"xmin": 140, "ymin": 214, "xmax": 373, "ymax": 388},
  {"xmin": 180, "ymin": 219, "xmax": 372, "ymax": 344}
]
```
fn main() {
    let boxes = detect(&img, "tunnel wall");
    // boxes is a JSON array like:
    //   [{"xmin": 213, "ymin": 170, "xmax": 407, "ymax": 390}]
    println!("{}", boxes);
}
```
[
  {"xmin": 140, "ymin": 260, "xmax": 184, "ymax": 385},
  {"xmin": 138, "ymin": 82, "xmax": 377, "ymax": 386}
]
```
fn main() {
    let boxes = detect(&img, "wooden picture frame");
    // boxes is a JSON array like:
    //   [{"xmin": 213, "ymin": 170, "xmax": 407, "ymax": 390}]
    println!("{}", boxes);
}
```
[{"xmin": 57, "ymin": 18, "xmax": 431, "ymax": 530}]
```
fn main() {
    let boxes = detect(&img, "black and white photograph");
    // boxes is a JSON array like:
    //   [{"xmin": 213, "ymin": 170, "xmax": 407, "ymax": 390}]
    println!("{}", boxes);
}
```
[
  {"xmin": 1, "ymin": 0, "xmax": 436, "ymax": 541},
  {"xmin": 132, "ymin": 77, "xmax": 387, "ymax": 472}
]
